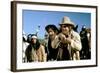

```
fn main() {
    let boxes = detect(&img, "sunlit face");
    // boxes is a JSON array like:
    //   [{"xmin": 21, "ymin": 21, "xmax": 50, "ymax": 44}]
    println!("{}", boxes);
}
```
[
  {"xmin": 47, "ymin": 28, "xmax": 55, "ymax": 37},
  {"xmin": 31, "ymin": 38, "xmax": 37, "ymax": 44},
  {"xmin": 61, "ymin": 25, "xmax": 71, "ymax": 35}
]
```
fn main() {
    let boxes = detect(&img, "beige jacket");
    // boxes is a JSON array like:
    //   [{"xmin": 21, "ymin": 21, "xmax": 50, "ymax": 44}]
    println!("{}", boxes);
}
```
[
  {"xmin": 70, "ymin": 30, "xmax": 82, "ymax": 60},
  {"xmin": 31, "ymin": 45, "xmax": 47, "ymax": 62},
  {"xmin": 52, "ymin": 30, "xmax": 82, "ymax": 60}
]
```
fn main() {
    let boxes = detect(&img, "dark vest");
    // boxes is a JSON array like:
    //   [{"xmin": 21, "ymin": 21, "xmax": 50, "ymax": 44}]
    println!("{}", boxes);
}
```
[{"xmin": 47, "ymin": 39, "xmax": 58, "ymax": 60}]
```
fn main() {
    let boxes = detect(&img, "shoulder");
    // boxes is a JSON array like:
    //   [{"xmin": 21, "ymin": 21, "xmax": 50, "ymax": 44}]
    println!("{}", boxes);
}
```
[
  {"xmin": 71, "ymin": 30, "xmax": 80, "ymax": 37},
  {"xmin": 39, "ymin": 45, "xmax": 45, "ymax": 52},
  {"xmin": 40, "ymin": 44, "xmax": 45, "ymax": 49},
  {"xmin": 58, "ymin": 33, "xmax": 63, "ymax": 36}
]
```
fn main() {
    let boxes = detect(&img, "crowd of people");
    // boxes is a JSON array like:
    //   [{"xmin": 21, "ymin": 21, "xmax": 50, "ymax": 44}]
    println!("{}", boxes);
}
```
[{"xmin": 22, "ymin": 16, "xmax": 91, "ymax": 62}]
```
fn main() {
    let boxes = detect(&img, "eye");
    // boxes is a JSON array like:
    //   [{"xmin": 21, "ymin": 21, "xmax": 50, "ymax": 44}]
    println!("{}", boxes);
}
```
[
  {"xmin": 61, "ymin": 25, "xmax": 67, "ymax": 28},
  {"xmin": 64, "ymin": 26, "xmax": 67, "ymax": 28}
]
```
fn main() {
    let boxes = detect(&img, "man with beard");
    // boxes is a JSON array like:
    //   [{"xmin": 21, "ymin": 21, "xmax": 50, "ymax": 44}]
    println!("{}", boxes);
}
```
[{"xmin": 57, "ymin": 16, "xmax": 82, "ymax": 60}]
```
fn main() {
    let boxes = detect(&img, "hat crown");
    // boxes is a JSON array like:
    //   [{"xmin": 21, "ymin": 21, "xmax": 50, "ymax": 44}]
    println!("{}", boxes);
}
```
[
  {"xmin": 60, "ymin": 16, "xmax": 74, "ymax": 26},
  {"xmin": 62, "ymin": 16, "xmax": 71, "ymax": 23}
]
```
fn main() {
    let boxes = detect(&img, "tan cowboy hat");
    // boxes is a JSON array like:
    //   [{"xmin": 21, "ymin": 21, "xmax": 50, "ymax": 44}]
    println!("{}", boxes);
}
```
[{"xmin": 59, "ymin": 16, "xmax": 75, "ymax": 27}]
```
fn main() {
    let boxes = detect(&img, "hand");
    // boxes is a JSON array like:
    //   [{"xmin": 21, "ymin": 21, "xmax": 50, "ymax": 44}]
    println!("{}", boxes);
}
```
[
  {"xmin": 59, "ymin": 33, "xmax": 71, "ymax": 44},
  {"xmin": 59, "ymin": 33, "xmax": 66, "ymax": 41},
  {"xmin": 65, "ymin": 37, "xmax": 71, "ymax": 44}
]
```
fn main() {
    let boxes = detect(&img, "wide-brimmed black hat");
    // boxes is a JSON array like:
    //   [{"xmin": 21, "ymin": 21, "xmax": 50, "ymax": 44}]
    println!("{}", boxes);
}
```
[{"xmin": 45, "ymin": 24, "xmax": 59, "ymax": 33}]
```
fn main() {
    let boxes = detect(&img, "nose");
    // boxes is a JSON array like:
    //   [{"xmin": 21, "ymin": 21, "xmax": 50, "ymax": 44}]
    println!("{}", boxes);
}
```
[{"xmin": 49, "ymin": 32, "xmax": 52, "ymax": 35}]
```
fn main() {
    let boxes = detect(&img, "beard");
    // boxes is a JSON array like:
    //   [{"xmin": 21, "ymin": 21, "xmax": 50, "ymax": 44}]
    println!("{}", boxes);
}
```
[{"xmin": 62, "ymin": 31, "xmax": 69, "ymax": 36}]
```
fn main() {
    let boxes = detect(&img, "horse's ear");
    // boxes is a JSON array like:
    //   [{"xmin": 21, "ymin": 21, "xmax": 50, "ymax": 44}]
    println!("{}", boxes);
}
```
[
  {"xmin": 73, "ymin": 25, "xmax": 78, "ymax": 32},
  {"xmin": 27, "ymin": 34, "xmax": 32, "ymax": 43}
]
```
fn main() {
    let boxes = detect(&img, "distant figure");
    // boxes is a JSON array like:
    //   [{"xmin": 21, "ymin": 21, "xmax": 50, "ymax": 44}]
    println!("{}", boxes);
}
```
[
  {"xmin": 86, "ymin": 28, "xmax": 91, "ymax": 59},
  {"xmin": 80, "ymin": 25, "xmax": 90, "ymax": 59},
  {"xmin": 43, "ymin": 33, "xmax": 49, "ymax": 60},
  {"xmin": 22, "ymin": 35, "xmax": 29, "ymax": 62},
  {"xmin": 86, "ymin": 28, "xmax": 91, "ymax": 50},
  {"xmin": 73, "ymin": 25, "xmax": 78, "ymax": 32},
  {"xmin": 25, "ymin": 34, "xmax": 46, "ymax": 62},
  {"xmin": 27, "ymin": 34, "xmax": 33, "ymax": 43}
]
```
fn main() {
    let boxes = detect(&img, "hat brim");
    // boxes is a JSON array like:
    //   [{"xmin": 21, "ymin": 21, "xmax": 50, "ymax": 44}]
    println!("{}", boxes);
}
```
[
  {"xmin": 45, "ymin": 25, "xmax": 59, "ymax": 32},
  {"xmin": 59, "ymin": 23, "xmax": 74, "ymax": 27}
]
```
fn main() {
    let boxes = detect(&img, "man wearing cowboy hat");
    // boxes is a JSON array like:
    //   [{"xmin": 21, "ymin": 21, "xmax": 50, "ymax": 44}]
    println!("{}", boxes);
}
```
[{"xmin": 57, "ymin": 16, "xmax": 82, "ymax": 60}]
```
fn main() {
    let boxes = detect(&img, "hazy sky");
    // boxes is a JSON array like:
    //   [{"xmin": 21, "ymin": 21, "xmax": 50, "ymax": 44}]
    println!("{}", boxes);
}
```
[{"xmin": 23, "ymin": 10, "xmax": 91, "ymax": 39}]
